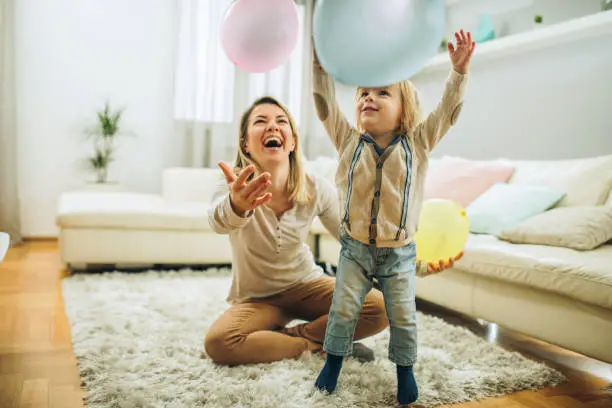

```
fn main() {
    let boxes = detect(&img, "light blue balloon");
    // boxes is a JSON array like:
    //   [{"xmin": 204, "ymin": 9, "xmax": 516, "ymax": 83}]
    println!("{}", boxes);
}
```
[{"xmin": 313, "ymin": 0, "xmax": 446, "ymax": 87}]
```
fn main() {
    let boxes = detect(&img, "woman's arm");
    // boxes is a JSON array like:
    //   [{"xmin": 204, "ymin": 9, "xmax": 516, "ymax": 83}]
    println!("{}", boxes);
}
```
[
  {"xmin": 208, "ymin": 162, "xmax": 271, "ymax": 234},
  {"xmin": 312, "ymin": 50, "xmax": 354, "ymax": 151},
  {"xmin": 314, "ymin": 176, "xmax": 341, "ymax": 241},
  {"xmin": 208, "ymin": 192, "xmax": 253, "ymax": 234}
]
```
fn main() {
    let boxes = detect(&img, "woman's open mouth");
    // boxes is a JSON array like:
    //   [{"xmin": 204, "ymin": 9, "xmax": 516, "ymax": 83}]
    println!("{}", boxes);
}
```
[{"xmin": 263, "ymin": 135, "xmax": 283, "ymax": 152}]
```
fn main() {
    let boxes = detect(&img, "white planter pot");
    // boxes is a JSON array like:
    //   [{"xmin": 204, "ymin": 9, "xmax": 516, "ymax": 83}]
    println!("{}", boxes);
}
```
[{"xmin": 81, "ymin": 181, "xmax": 123, "ymax": 192}]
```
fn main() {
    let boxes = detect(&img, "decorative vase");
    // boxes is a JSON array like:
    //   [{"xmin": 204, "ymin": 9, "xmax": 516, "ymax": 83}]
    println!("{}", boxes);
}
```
[{"xmin": 82, "ymin": 181, "xmax": 122, "ymax": 192}]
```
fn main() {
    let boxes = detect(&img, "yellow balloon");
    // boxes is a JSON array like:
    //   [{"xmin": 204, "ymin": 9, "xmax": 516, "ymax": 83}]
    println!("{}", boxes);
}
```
[{"xmin": 414, "ymin": 199, "xmax": 469, "ymax": 263}]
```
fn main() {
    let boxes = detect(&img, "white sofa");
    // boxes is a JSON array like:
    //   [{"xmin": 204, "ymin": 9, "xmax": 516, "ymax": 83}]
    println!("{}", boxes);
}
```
[
  {"xmin": 57, "ymin": 168, "xmax": 235, "ymax": 268},
  {"xmin": 311, "ymin": 155, "xmax": 612, "ymax": 365},
  {"xmin": 56, "ymin": 156, "xmax": 612, "ymax": 364}
]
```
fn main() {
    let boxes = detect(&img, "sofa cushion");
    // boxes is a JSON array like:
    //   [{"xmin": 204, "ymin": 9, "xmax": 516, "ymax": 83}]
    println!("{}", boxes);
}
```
[
  {"xmin": 457, "ymin": 234, "xmax": 612, "ymax": 310},
  {"xmin": 466, "ymin": 183, "xmax": 565, "ymax": 235},
  {"xmin": 305, "ymin": 156, "xmax": 338, "ymax": 185},
  {"xmin": 501, "ymin": 155, "xmax": 612, "ymax": 207},
  {"xmin": 499, "ymin": 206, "xmax": 612, "ymax": 251},
  {"xmin": 424, "ymin": 156, "xmax": 515, "ymax": 207},
  {"xmin": 162, "ymin": 167, "xmax": 224, "ymax": 205},
  {"xmin": 56, "ymin": 192, "xmax": 212, "ymax": 231}
]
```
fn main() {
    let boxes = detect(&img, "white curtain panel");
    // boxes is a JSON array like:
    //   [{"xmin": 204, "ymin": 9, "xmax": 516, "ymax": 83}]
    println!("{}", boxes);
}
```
[
  {"xmin": 173, "ymin": 0, "xmax": 313, "ymax": 167},
  {"xmin": 0, "ymin": 0, "xmax": 22, "ymax": 245}
]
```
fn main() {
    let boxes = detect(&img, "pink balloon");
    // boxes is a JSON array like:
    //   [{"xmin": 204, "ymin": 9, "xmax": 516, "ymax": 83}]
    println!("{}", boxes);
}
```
[{"xmin": 220, "ymin": 0, "xmax": 299, "ymax": 73}]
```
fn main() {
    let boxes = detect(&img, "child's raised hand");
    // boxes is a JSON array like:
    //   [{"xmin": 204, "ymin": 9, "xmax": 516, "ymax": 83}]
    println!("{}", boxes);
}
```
[
  {"xmin": 218, "ymin": 161, "xmax": 272, "ymax": 217},
  {"xmin": 448, "ymin": 29, "xmax": 475, "ymax": 75}
]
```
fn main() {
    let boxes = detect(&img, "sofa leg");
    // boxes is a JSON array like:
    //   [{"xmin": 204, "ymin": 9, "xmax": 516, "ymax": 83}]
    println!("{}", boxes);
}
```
[{"xmin": 67, "ymin": 263, "xmax": 87, "ymax": 272}]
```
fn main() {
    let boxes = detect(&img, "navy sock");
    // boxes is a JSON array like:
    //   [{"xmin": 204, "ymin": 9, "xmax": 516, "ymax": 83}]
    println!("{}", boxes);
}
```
[
  {"xmin": 314, "ymin": 353, "xmax": 343, "ymax": 393},
  {"xmin": 397, "ymin": 365, "xmax": 418, "ymax": 405}
]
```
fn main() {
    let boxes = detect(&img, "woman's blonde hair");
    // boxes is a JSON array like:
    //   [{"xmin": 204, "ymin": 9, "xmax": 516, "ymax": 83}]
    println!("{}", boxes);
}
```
[
  {"xmin": 355, "ymin": 80, "xmax": 422, "ymax": 135},
  {"xmin": 234, "ymin": 96, "xmax": 312, "ymax": 204}
]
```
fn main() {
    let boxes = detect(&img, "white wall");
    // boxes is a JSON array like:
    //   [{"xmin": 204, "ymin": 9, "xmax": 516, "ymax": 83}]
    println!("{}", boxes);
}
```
[
  {"xmin": 306, "ymin": 2, "xmax": 612, "ymax": 161},
  {"xmin": 413, "ymin": 31, "xmax": 612, "ymax": 160},
  {"xmin": 16, "ymin": 0, "xmax": 179, "ymax": 237},
  {"xmin": 445, "ymin": 0, "xmax": 603, "ymax": 38}
]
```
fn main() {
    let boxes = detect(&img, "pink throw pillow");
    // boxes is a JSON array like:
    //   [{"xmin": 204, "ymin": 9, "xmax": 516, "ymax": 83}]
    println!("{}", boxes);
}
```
[{"xmin": 424, "ymin": 156, "xmax": 515, "ymax": 207}]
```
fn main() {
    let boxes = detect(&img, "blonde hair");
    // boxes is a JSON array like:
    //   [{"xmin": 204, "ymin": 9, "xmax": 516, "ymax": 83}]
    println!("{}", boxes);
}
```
[
  {"xmin": 234, "ymin": 96, "xmax": 312, "ymax": 204},
  {"xmin": 355, "ymin": 80, "xmax": 422, "ymax": 135}
]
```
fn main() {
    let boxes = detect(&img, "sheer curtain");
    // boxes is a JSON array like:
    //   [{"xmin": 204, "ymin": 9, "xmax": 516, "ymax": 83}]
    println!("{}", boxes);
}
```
[
  {"xmin": 0, "ymin": 0, "xmax": 22, "ymax": 245},
  {"xmin": 174, "ymin": 0, "xmax": 313, "ymax": 167}
]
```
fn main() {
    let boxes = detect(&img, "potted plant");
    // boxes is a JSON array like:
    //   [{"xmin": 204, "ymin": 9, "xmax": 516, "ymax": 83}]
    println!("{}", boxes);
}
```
[
  {"xmin": 534, "ymin": 14, "xmax": 543, "ymax": 28},
  {"xmin": 85, "ymin": 102, "xmax": 125, "ymax": 185}
]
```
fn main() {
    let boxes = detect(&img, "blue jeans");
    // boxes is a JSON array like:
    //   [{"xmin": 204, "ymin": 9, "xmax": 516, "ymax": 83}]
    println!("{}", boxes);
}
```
[{"xmin": 323, "ymin": 225, "xmax": 418, "ymax": 366}]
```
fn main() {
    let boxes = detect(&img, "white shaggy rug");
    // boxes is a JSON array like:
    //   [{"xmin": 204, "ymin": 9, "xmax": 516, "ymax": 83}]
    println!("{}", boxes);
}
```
[{"xmin": 62, "ymin": 268, "xmax": 565, "ymax": 408}]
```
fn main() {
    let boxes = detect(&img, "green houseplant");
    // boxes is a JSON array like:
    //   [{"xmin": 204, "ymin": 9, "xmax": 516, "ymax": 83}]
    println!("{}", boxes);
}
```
[
  {"xmin": 86, "ymin": 102, "xmax": 124, "ymax": 184},
  {"xmin": 534, "ymin": 14, "xmax": 543, "ymax": 25}
]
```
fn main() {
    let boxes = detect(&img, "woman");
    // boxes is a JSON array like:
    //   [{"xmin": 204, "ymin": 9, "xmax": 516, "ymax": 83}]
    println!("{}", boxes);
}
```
[{"xmin": 204, "ymin": 96, "xmax": 458, "ymax": 366}]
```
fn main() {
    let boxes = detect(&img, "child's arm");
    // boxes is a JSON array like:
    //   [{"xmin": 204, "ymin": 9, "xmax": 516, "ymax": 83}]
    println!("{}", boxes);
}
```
[
  {"xmin": 312, "ymin": 49, "xmax": 354, "ymax": 151},
  {"xmin": 415, "ymin": 30, "xmax": 475, "ymax": 151}
]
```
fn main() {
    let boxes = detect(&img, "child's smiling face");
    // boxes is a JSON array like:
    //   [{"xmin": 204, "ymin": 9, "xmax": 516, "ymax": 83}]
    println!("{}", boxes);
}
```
[{"xmin": 356, "ymin": 84, "xmax": 403, "ymax": 137}]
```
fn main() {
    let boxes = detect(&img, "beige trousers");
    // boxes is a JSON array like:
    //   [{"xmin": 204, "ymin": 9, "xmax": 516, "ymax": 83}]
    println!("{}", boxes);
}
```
[{"xmin": 204, "ymin": 275, "xmax": 388, "ymax": 365}]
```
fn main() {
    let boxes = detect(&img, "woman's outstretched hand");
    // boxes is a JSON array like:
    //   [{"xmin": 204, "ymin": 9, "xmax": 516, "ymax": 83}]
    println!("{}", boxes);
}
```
[
  {"xmin": 427, "ymin": 251, "xmax": 464, "ymax": 274},
  {"xmin": 448, "ymin": 29, "xmax": 476, "ymax": 75},
  {"xmin": 218, "ymin": 161, "xmax": 272, "ymax": 217}
]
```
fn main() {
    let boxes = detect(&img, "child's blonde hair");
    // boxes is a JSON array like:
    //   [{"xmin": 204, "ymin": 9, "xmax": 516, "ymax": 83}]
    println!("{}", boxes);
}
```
[
  {"xmin": 234, "ymin": 96, "xmax": 312, "ymax": 204},
  {"xmin": 355, "ymin": 80, "xmax": 422, "ymax": 134}
]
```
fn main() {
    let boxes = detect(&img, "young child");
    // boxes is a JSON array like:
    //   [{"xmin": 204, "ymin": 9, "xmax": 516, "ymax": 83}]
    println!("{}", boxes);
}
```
[{"xmin": 312, "ymin": 30, "xmax": 475, "ymax": 407}]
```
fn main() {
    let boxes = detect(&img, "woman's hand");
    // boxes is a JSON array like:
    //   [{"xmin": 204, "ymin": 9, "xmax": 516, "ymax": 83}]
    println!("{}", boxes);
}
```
[
  {"xmin": 448, "ymin": 29, "xmax": 476, "ymax": 75},
  {"xmin": 427, "ymin": 251, "xmax": 463, "ymax": 274},
  {"xmin": 218, "ymin": 161, "xmax": 272, "ymax": 217}
]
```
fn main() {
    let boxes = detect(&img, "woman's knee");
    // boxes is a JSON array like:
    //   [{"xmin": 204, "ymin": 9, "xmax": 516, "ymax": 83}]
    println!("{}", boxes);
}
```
[{"xmin": 204, "ymin": 331, "xmax": 235, "ymax": 365}]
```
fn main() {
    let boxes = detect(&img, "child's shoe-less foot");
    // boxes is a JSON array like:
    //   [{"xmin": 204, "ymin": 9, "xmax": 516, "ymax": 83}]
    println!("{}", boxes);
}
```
[
  {"xmin": 397, "ymin": 365, "xmax": 418, "ymax": 405},
  {"xmin": 314, "ymin": 353, "xmax": 343, "ymax": 393}
]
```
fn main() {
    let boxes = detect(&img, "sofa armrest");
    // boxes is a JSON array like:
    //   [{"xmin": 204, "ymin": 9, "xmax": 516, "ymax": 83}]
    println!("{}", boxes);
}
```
[{"xmin": 162, "ymin": 167, "xmax": 223, "ymax": 204}]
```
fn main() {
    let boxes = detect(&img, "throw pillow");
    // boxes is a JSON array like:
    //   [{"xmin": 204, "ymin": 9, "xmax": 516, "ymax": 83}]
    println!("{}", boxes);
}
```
[
  {"xmin": 500, "ymin": 155, "xmax": 612, "ymax": 207},
  {"xmin": 466, "ymin": 183, "xmax": 565, "ymax": 235},
  {"xmin": 424, "ymin": 156, "xmax": 515, "ymax": 207},
  {"xmin": 499, "ymin": 206, "xmax": 612, "ymax": 250}
]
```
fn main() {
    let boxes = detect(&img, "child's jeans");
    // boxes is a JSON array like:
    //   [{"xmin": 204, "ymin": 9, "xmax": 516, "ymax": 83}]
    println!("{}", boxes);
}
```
[{"xmin": 323, "ymin": 224, "xmax": 418, "ymax": 366}]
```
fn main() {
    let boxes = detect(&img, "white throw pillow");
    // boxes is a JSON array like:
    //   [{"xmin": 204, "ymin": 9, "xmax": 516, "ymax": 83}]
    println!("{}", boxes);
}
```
[
  {"xmin": 499, "ymin": 206, "xmax": 612, "ymax": 250},
  {"xmin": 500, "ymin": 155, "xmax": 612, "ymax": 207}
]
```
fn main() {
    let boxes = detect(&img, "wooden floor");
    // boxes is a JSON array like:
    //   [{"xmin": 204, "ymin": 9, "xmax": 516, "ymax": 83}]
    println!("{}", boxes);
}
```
[{"xmin": 1, "ymin": 241, "xmax": 611, "ymax": 408}]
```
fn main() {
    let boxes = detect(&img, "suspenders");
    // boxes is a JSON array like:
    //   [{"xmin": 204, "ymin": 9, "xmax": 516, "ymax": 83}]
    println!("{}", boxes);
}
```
[
  {"xmin": 343, "ymin": 139, "xmax": 365, "ymax": 230},
  {"xmin": 343, "ymin": 135, "xmax": 413, "ymax": 243}
]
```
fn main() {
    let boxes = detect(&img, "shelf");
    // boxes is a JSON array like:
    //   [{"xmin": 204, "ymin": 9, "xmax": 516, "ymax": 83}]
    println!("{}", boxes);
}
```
[{"xmin": 420, "ymin": 10, "xmax": 612, "ymax": 75}]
